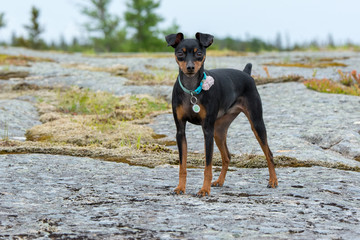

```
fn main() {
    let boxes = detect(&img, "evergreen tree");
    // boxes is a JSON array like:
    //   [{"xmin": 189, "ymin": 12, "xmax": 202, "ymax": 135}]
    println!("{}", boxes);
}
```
[
  {"xmin": 0, "ymin": 12, "xmax": 6, "ymax": 29},
  {"xmin": 125, "ymin": 0, "xmax": 164, "ymax": 51},
  {"xmin": 0, "ymin": 13, "xmax": 5, "ymax": 44},
  {"xmin": 275, "ymin": 32, "xmax": 283, "ymax": 50},
  {"xmin": 24, "ymin": 6, "xmax": 45, "ymax": 49},
  {"xmin": 59, "ymin": 35, "xmax": 68, "ymax": 51},
  {"xmin": 11, "ymin": 32, "xmax": 17, "ymax": 45},
  {"xmin": 327, "ymin": 33, "xmax": 335, "ymax": 48},
  {"xmin": 81, "ymin": 0, "xmax": 122, "ymax": 51}
]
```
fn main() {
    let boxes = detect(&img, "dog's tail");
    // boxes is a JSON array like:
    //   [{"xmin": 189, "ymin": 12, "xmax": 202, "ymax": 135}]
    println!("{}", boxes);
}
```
[{"xmin": 243, "ymin": 63, "xmax": 252, "ymax": 75}]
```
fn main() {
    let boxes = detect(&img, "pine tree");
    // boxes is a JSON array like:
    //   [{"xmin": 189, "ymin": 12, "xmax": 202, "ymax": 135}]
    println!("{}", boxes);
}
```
[
  {"xmin": 125, "ymin": 0, "xmax": 164, "ymax": 51},
  {"xmin": 327, "ymin": 33, "xmax": 335, "ymax": 48},
  {"xmin": 0, "ymin": 13, "xmax": 6, "ymax": 44},
  {"xmin": 0, "ymin": 13, "xmax": 6, "ymax": 29},
  {"xmin": 24, "ymin": 6, "xmax": 44, "ymax": 49},
  {"xmin": 275, "ymin": 32, "xmax": 283, "ymax": 51},
  {"xmin": 81, "ymin": 0, "xmax": 121, "ymax": 51}
]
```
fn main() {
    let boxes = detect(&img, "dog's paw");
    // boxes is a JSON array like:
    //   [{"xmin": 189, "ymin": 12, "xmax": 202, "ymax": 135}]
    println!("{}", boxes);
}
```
[
  {"xmin": 211, "ymin": 179, "xmax": 224, "ymax": 187},
  {"xmin": 267, "ymin": 178, "xmax": 278, "ymax": 188},
  {"xmin": 173, "ymin": 186, "xmax": 186, "ymax": 195},
  {"xmin": 195, "ymin": 188, "xmax": 210, "ymax": 197}
]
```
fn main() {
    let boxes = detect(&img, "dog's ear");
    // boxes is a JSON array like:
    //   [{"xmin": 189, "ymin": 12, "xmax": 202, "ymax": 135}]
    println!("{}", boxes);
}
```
[
  {"xmin": 165, "ymin": 32, "xmax": 184, "ymax": 48},
  {"xmin": 195, "ymin": 32, "xmax": 214, "ymax": 48}
]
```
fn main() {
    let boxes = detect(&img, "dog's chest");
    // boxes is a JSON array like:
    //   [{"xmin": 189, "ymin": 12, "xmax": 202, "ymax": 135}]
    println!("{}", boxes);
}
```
[{"xmin": 176, "ymin": 99, "xmax": 206, "ymax": 125}]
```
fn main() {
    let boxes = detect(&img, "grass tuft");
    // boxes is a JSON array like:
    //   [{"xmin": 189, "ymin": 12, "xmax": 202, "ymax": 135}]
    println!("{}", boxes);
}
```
[
  {"xmin": 58, "ymin": 87, "xmax": 120, "ymax": 115},
  {"xmin": 24, "ymin": 86, "xmax": 171, "ymax": 150}
]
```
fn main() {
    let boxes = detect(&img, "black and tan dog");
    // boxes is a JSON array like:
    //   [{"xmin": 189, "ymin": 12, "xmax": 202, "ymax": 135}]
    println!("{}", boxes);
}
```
[{"xmin": 165, "ymin": 32, "xmax": 278, "ymax": 197}]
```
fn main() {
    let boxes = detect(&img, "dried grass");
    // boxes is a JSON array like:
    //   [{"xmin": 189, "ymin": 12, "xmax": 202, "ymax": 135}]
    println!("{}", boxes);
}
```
[
  {"xmin": 23, "ymin": 86, "xmax": 171, "ymax": 151},
  {"xmin": 0, "ymin": 54, "xmax": 54, "ymax": 66},
  {"xmin": 124, "ymin": 71, "xmax": 177, "ymax": 86}
]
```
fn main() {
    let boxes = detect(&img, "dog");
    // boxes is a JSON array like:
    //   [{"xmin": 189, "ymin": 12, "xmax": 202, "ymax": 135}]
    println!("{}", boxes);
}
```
[{"xmin": 165, "ymin": 32, "xmax": 278, "ymax": 197}]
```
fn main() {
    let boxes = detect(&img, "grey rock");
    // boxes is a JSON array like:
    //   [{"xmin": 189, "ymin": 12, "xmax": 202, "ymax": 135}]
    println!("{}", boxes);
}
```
[
  {"xmin": 330, "ymin": 132, "xmax": 360, "ymax": 158},
  {"xmin": 0, "ymin": 154, "xmax": 359, "ymax": 239},
  {"xmin": 0, "ymin": 99, "xmax": 41, "ymax": 140}
]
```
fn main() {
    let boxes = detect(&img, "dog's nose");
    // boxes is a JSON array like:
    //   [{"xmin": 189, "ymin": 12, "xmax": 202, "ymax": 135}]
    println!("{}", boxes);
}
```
[{"xmin": 187, "ymin": 62, "xmax": 195, "ymax": 72}]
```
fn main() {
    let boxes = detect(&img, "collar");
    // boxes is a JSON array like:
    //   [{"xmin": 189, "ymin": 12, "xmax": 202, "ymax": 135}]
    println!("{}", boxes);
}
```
[{"xmin": 178, "ymin": 72, "xmax": 207, "ymax": 95}]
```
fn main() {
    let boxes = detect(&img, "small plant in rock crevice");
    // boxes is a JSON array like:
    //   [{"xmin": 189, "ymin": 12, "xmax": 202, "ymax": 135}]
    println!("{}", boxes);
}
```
[
  {"xmin": 1, "ymin": 121, "xmax": 9, "ymax": 141},
  {"xmin": 304, "ymin": 69, "xmax": 360, "ymax": 96}
]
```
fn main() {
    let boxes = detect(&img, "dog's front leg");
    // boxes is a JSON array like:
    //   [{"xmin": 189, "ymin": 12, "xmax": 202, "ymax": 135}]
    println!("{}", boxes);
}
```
[
  {"xmin": 174, "ymin": 119, "xmax": 187, "ymax": 195},
  {"xmin": 197, "ymin": 122, "xmax": 214, "ymax": 197}
]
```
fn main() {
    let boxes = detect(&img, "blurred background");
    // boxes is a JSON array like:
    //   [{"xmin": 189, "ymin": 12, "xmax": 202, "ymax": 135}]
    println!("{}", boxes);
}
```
[{"xmin": 0, "ymin": 0, "xmax": 359, "ymax": 53}]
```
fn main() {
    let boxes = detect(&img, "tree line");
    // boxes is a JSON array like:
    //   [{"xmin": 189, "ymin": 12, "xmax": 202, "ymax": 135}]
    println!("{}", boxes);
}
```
[{"xmin": 0, "ymin": 0, "xmax": 358, "ymax": 53}]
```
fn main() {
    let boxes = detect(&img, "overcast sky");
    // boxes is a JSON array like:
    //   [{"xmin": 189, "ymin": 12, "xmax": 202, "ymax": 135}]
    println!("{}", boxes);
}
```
[{"xmin": 1, "ymin": 0, "xmax": 359, "ymax": 46}]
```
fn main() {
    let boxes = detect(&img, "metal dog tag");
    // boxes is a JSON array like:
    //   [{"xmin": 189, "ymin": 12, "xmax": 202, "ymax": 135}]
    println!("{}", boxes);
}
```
[
  {"xmin": 192, "ymin": 104, "xmax": 200, "ymax": 113},
  {"xmin": 190, "ymin": 95, "xmax": 200, "ymax": 113}
]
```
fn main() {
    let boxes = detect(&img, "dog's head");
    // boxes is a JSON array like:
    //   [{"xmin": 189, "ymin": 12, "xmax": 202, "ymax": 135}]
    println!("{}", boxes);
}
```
[{"xmin": 165, "ymin": 32, "xmax": 214, "ymax": 77}]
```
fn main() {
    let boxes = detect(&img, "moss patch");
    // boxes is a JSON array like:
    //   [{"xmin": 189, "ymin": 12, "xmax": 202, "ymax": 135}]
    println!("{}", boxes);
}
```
[{"xmin": 0, "ymin": 54, "xmax": 54, "ymax": 66}]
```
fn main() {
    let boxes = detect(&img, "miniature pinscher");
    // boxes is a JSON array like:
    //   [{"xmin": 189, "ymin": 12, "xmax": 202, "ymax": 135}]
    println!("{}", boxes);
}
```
[{"xmin": 165, "ymin": 32, "xmax": 278, "ymax": 197}]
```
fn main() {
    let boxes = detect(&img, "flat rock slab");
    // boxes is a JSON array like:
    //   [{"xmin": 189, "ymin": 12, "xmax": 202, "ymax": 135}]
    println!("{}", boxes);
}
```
[
  {"xmin": 0, "ymin": 99, "xmax": 41, "ymax": 140},
  {"xmin": 1, "ymin": 154, "xmax": 359, "ymax": 239}
]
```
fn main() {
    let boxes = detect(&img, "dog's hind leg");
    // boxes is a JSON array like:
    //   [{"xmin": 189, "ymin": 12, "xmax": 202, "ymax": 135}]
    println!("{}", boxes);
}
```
[
  {"xmin": 212, "ymin": 113, "xmax": 238, "ymax": 187},
  {"xmin": 243, "ymin": 96, "xmax": 278, "ymax": 188}
]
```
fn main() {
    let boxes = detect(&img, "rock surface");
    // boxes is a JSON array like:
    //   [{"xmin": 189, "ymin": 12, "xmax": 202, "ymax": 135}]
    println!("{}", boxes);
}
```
[
  {"xmin": 1, "ymin": 47, "xmax": 360, "ymax": 239},
  {"xmin": 0, "ymin": 99, "xmax": 41, "ymax": 141},
  {"xmin": 1, "ymin": 154, "xmax": 360, "ymax": 239}
]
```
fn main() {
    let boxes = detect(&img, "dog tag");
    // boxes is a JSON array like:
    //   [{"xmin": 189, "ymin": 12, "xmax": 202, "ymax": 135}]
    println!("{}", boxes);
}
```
[{"xmin": 192, "ymin": 104, "xmax": 200, "ymax": 113}]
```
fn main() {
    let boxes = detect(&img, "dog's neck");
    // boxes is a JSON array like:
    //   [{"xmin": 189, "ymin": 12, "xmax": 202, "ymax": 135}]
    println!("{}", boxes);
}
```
[{"xmin": 179, "ymin": 65, "xmax": 204, "ymax": 91}]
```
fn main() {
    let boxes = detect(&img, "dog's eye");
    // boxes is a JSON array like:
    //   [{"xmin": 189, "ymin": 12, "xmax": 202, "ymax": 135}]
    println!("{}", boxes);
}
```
[
  {"xmin": 196, "ymin": 52, "xmax": 203, "ymax": 57},
  {"xmin": 176, "ymin": 52, "xmax": 185, "ymax": 58}
]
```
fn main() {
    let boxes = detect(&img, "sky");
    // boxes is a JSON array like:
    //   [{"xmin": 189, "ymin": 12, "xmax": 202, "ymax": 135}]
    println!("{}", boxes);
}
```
[{"xmin": 0, "ymin": 0, "xmax": 360, "ymax": 46}]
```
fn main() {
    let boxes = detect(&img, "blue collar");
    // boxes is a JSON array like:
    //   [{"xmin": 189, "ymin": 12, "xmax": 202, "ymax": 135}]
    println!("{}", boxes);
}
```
[{"xmin": 178, "ymin": 72, "xmax": 207, "ymax": 95}]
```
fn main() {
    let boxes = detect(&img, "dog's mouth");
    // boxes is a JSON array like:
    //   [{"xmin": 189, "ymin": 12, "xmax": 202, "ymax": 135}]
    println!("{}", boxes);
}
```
[
  {"xmin": 183, "ymin": 68, "xmax": 197, "ymax": 77},
  {"xmin": 184, "ymin": 72, "xmax": 196, "ymax": 77}
]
